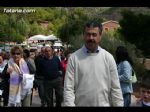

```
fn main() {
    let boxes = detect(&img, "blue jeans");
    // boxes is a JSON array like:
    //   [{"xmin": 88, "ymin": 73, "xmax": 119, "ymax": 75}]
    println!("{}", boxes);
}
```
[{"xmin": 123, "ymin": 93, "xmax": 131, "ymax": 107}]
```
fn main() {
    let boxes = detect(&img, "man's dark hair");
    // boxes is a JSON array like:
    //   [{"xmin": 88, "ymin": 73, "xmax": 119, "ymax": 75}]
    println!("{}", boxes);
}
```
[
  {"xmin": 84, "ymin": 20, "xmax": 103, "ymax": 34},
  {"xmin": 23, "ymin": 49, "xmax": 30, "ymax": 58},
  {"xmin": 141, "ymin": 70, "xmax": 150, "ymax": 89},
  {"xmin": 51, "ymin": 46, "xmax": 54, "ymax": 50}
]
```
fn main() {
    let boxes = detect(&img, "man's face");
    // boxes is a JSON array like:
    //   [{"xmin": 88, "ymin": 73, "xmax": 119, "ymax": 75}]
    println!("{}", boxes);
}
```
[
  {"xmin": 45, "ymin": 47, "xmax": 53, "ymax": 58},
  {"xmin": 140, "ymin": 87, "xmax": 150, "ymax": 102},
  {"xmin": 84, "ymin": 27, "xmax": 101, "ymax": 52},
  {"xmin": 41, "ymin": 48, "xmax": 45, "ymax": 55}
]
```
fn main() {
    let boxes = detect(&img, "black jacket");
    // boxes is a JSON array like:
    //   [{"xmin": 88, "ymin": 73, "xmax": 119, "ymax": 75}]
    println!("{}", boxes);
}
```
[
  {"xmin": 42, "ymin": 56, "xmax": 63, "ymax": 80},
  {"xmin": 34, "ymin": 55, "xmax": 45, "ymax": 79}
]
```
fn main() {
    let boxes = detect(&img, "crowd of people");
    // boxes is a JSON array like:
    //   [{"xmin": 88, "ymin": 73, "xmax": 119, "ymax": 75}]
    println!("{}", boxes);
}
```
[
  {"xmin": 0, "ymin": 45, "xmax": 71, "ymax": 107},
  {"xmin": 0, "ymin": 20, "xmax": 150, "ymax": 107}
]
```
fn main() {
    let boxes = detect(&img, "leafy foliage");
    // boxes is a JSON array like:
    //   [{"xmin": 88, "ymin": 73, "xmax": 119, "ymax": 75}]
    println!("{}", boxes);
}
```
[
  {"xmin": 0, "ymin": 14, "xmax": 29, "ymax": 42},
  {"xmin": 0, "ymin": 7, "xmax": 67, "ymax": 42},
  {"xmin": 118, "ymin": 10, "xmax": 150, "ymax": 57},
  {"xmin": 57, "ymin": 7, "xmax": 104, "ymax": 49}
]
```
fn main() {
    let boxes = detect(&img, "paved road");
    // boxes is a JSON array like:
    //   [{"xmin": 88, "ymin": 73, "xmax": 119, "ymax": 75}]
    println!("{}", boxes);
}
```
[
  {"xmin": 30, "ymin": 89, "xmax": 138, "ymax": 107},
  {"xmin": 31, "ymin": 89, "xmax": 58, "ymax": 107}
]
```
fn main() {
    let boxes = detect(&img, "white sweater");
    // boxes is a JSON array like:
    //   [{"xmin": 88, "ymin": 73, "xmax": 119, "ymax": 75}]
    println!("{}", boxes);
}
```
[{"xmin": 63, "ymin": 46, "xmax": 123, "ymax": 106}]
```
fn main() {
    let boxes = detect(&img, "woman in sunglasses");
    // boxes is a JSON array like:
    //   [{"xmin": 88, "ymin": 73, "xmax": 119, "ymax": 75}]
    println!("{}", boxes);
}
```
[{"xmin": 2, "ymin": 46, "xmax": 30, "ymax": 107}]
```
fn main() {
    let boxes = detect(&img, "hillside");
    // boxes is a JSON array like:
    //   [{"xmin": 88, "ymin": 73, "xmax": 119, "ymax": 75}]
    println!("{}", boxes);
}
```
[{"xmin": 100, "ymin": 7, "xmax": 150, "ymax": 21}]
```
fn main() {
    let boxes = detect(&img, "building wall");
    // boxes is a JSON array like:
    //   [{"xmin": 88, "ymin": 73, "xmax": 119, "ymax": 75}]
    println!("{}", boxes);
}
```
[{"xmin": 102, "ymin": 20, "xmax": 120, "ymax": 32}]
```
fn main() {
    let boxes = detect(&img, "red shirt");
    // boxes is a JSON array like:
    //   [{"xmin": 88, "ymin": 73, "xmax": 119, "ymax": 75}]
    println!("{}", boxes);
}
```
[
  {"xmin": 61, "ymin": 59, "xmax": 67, "ymax": 73},
  {"xmin": 61, "ymin": 59, "xmax": 68, "ymax": 85}
]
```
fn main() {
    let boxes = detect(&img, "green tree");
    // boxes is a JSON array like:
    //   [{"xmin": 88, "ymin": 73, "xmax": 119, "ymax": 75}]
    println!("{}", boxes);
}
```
[
  {"xmin": 118, "ymin": 10, "xmax": 150, "ymax": 57},
  {"xmin": 0, "ymin": 14, "xmax": 30, "ymax": 43},
  {"xmin": 0, "ymin": 15, "xmax": 8, "ymax": 41},
  {"xmin": 57, "ymin": 8, "xmax": 104, "ymax": 49},
  {"xmin": 28, "ymin": 21, "xmax": 43, "ymax": 36}
]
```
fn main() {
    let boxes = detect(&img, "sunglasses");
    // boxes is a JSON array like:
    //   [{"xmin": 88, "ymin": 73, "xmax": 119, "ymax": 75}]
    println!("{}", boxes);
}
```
[{"xmin": 12, "ymin": 52, "xmax": 21, "ymax": 55}]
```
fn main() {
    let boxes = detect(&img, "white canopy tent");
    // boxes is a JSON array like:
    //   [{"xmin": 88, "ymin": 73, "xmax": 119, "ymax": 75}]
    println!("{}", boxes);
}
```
[
  {"xmin": 46, "ymin": 34, "xmax": 58, "ymax": 41},
  {"xmin": 28, "ymin": 35, "xmax": 47, "ymax": 41},
  {"xmin": 28, "ymin": 34, "xmax": 58, "ymax": 41}
]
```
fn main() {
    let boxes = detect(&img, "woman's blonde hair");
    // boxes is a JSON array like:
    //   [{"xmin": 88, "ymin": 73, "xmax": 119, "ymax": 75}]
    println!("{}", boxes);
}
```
[{"xmin": 10, "ymin": 46, "xmax": 23, "ymax": 57}]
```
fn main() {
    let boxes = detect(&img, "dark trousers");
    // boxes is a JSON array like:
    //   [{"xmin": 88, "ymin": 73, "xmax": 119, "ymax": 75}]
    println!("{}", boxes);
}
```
[
  {"xmin": 2, "ymin": 83, "xmax": 9, "ymax": 106},
  {"xmin": 35, "ymin": 79, "xmax": 46, "ymax": 106},
  {"xmin": 123, "ymin": 93, "xmax": 131, "ymax": 107},
  {"xmin": 44, "ymin": 77, "xmax": 63, "ymax": 107}
]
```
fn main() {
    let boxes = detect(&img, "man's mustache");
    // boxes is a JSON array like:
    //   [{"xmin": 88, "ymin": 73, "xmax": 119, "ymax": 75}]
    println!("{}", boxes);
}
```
[{"xmin": 87, "ymin": 40, "xmax": 96, "ymax": 43}]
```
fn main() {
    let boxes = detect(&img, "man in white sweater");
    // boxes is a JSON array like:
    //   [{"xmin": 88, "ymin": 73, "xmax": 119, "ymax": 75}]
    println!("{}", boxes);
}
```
[{"xmin": 63, "ymin": 20, "xmax": 123, "ymax": 106}]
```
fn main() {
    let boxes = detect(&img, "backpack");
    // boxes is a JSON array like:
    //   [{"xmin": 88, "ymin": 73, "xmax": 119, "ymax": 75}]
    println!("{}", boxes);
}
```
[{"xmin": 26, "ymin": 59, "xmax": 36, "ymax": 74}]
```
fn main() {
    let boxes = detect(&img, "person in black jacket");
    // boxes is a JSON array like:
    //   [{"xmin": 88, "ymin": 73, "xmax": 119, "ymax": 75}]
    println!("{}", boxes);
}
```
[
  {"xmin": 34, "ymin": 47, "xmax": 46, "ymax": 107},
  {"xmin": 43, "ymin": 46, "xmax": 63, "ymax": 107},
  {"xmin": 0, "ymin": 53, "xmax": 8, "ymax": 106},
  {"xmin": 1, "ymin": 63, "xmax": 9, "ymax": 107}
]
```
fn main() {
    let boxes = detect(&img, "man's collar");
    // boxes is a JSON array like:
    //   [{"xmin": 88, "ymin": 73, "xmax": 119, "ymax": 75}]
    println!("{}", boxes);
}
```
[{"xmin": 82, "ymin": 45, "xmax": 101, "ymax": 54}]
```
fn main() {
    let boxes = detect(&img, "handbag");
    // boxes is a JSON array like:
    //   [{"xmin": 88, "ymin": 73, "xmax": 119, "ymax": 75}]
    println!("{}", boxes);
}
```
[
  {"xmin": 22, "ymin": 74, "xmax": 34, "ymax": 89},
  {"xmin": 124, "ymin": 68, "xmax": 137, "ymax": 83},
  {"xmin": 131, "ymin": 69, "xmax": 137, "ymax": 83}
]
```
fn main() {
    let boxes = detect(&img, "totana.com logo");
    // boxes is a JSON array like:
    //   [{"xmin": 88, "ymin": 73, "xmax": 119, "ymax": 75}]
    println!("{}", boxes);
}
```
[{"xmin": 3, "ymin": 8, "xmax": 36, "ymax": 13}]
